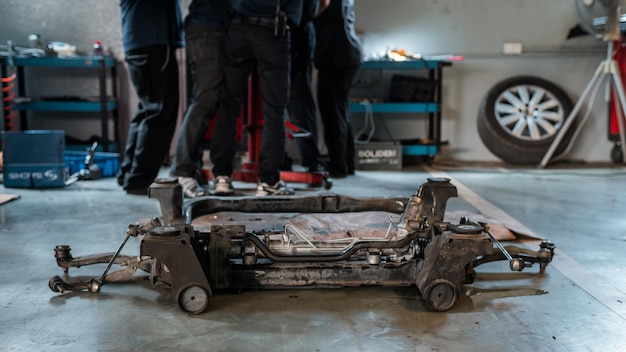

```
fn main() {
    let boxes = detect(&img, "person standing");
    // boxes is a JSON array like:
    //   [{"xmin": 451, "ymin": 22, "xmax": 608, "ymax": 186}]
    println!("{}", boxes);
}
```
[
  {"xmin": 210, "ymin": 0, "xmax": 302, "ymax": 196},
  {"xmin": 314, "ymin": 0, "xmax": 363, "ymax": 178},
  {"xmin": 287, "ymin": 0, "xmax": 329, "ymax": 173},
  {"xmin": 170, "ymin": 0, "xmax": 228, "ymax": 198},
  {"xmin": 117, "ymin": 0, "xmax": 184, "ymax": 195}
]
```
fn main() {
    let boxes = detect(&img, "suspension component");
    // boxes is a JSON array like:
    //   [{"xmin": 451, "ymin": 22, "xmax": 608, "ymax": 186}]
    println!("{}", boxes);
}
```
[{"xmin": 479, "ymin": 222, "xmax": 528, "ymax": 271}]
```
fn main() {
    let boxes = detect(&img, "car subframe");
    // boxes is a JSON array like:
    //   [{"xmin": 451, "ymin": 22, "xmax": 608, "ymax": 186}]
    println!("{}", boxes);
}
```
[{"xmin": 49, "ymin": 177, "xmax": 555, "ymax": 314}]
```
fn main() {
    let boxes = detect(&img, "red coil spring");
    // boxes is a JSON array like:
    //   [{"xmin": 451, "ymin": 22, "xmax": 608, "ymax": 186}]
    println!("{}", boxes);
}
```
[{"xmin": 2, "ymin": 73, "xmax": 17, "ymax": 130}]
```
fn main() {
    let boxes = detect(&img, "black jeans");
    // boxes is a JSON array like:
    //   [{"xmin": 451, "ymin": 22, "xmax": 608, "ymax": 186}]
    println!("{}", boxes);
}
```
[
  {"xmin": 211, "ymin": 22, "xmax": 291, "ymax": 185},
  {"xmin": 287, "ymin": 21, "xmax": 321, "ymax": 169},
  {"xmin": 119, "ymin": 45, "xmax": 179, "ymax": 190},
  {"xmin": 316, "ymin": 63, "xmax": 360, "ymax": 176},
  {"xmin": 170, "ymin": 23, "xmax": 224, "ymax": 178}
]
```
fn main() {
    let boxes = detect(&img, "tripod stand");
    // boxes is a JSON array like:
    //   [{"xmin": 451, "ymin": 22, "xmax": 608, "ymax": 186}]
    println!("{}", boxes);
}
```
[{"xmin": 539, "ymin": 41, "xmax": 626, "ymax": 168}]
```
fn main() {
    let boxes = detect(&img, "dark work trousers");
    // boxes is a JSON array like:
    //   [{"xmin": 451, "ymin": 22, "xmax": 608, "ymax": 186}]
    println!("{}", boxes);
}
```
[
  {"xmin": 287, "ymin": 21, "xmax": 320, "ymax": 170},
  {"xmin": 316, "ymin": 63, "xmax": 360, "ymax": 176},
  {"xmin": 211, "ymin": 22, "xmax": 291, "ymax": 185},
  {"xmin": 171, "ymin": 23, "xmax": 224, "ymax": 179},
  {"xmin": 119, "ymin": 45, "xmax": 180, "ymax": 191}
]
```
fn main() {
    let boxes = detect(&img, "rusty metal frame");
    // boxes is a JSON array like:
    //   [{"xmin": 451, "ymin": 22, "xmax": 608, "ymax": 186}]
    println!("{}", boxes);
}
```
[{"xmin": 49, "ymin": 177, "xmax": 554, "ymax": 314}]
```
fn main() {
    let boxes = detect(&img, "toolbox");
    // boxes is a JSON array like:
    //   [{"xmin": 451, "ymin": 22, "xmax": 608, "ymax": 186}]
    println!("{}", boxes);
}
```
[{"xmin": 1, "ymin": 130, "xmax": 67, "ymax": 188}]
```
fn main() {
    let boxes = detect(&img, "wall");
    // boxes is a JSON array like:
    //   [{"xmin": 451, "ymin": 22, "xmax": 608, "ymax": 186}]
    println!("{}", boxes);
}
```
[{"xmin": 0, "ymin": 0, "xmax": 616, "ymax": 163}]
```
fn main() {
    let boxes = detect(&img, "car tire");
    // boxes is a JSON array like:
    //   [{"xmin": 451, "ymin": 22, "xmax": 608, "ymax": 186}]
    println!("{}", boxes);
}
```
[{"xmin": 477, "ymin": 76, "xmax": 576, "ymax": 165}]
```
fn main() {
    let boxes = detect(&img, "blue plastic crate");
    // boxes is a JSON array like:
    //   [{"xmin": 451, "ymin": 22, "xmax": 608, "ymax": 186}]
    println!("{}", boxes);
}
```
[{"xmin": 64, "ymin": 151, "xmax": 120, "ymax": 178}]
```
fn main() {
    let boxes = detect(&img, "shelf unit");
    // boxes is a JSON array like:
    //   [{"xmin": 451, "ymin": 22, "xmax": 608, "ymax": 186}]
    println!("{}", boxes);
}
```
[
  {"xmin": 349, "ymin": 59, "xmax": 451, "ymax": 161},
  {"xmin": 1, "ymin": 56, "xmax": 119, "ymax": 151}
]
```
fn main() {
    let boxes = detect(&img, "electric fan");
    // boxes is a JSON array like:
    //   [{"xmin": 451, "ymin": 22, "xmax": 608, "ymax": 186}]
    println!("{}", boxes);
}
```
[
  {"xmin": 576, "ymin": 0, "xmax": 624, "ymax": 40},
  {"xmin": 540, "ymin": 0, "xmax": 626, "ymax": 166}
]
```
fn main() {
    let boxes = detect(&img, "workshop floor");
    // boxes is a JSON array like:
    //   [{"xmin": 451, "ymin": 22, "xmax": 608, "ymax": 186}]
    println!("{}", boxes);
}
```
[{"xmin": 1, "ymin": 162, "xmax": 625, "ymax": 352}]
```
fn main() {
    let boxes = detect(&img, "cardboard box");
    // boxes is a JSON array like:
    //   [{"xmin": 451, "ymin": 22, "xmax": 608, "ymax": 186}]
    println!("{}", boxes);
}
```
[
  {"xmin": 1, "ymin": 130, "xmax": 67, "ymax": 188},
  {"xmin": 355, "ymin": 141, "xmax": 402, "ymax": 170}
]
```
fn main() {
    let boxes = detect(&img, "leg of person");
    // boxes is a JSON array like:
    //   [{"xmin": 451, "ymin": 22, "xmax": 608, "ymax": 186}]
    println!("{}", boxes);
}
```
[
  {"xmin": 171, "ymin": 24, "xmax": 225, "ymax": 197},
  {"xmin": 346, "ymin": 121, "xmax": 356, "ymax": 174},
  {"xmin": 117, "ymin": 47, "xmax": 150, "ymax": 187},
  {"xmin": 289, "ymin": 69, "xmax": 321, "ymax": 170},
  {"xmin": 210, "ymin": 24, "xmax": 254, "ymax": 195},
  {"xmin": 123, "ymin": 45, "xmax": 180, "ymax": 195},
  {"xmin": 336, "ymin": 63, "xmax": 361, "ymax": 175},
  {"xmin": 288, "ymin": 23, "xmax": 321, "ymax": 171},
  {"xmin": 317, "ymin": 66, "xmax": 349, "ymax": 178},
  {"xmin": 117, "ymin": 113, "xmax": 138, "ymax": 186},
  {"xmin": 254, "ymin": 27, "xmax": 294, "ymax": 196}
]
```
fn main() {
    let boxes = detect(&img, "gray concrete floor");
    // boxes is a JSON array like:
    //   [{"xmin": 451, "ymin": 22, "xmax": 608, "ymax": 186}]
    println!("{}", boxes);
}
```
[{"xmin": 1, "ymin": 162, "xmax": 625, "ymax": 351}]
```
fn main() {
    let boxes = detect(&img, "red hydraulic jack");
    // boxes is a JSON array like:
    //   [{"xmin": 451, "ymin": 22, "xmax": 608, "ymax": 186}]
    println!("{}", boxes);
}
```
[{"xmin": 207, "ymin": 74, "xmax": 332, "ymax": 190}]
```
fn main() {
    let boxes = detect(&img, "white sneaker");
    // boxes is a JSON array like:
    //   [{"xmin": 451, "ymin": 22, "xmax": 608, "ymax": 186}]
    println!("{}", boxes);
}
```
[
  {"xmin": 255, "ymin": 181, "xmax": 295, "ymax": 196},
  {"xmin": 178, "ymin": 177, "xmax": 207, "ymax": 198},
  {"xmin": 213, "ymin": 175, "xmax": 235, "ymax": 195}
]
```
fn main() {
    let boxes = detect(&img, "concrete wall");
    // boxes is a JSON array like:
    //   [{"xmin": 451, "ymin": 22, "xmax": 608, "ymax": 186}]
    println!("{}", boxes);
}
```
[{"xmin": 0, "ymin": 0, "xmax": 616, "ymax": 163}]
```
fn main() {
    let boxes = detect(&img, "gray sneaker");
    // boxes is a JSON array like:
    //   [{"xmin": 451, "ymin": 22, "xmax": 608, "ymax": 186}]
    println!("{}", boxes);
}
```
[
  {"xmin": 213, "ymin": 175, "xmax": 235, "ymax": 195},
  {"xmin": 255, "ymin": 181, "xmax": 294, "ymax": 196},
  {"xmin": 178, "ymin": 177, "xmax": 208, "ymax": 198}
]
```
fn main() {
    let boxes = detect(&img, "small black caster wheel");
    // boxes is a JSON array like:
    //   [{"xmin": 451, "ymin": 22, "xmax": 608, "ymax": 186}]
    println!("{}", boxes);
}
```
[{"xmin": 611, "ymin": 143, "xmax": 624, "ymax": 164}]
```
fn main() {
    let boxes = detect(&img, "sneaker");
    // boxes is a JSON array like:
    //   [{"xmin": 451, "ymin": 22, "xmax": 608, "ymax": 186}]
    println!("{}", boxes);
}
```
[
  {"xmin": 178, "ymin": 176, "xmax": 208, "ymax": 198},
  {"xmin": 255, "ymin": 181, "xmax": 295, "ymax": 196},
  {"xmin": 213, "ymin": 175, "xmax": 235, "ymax": 195}
]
